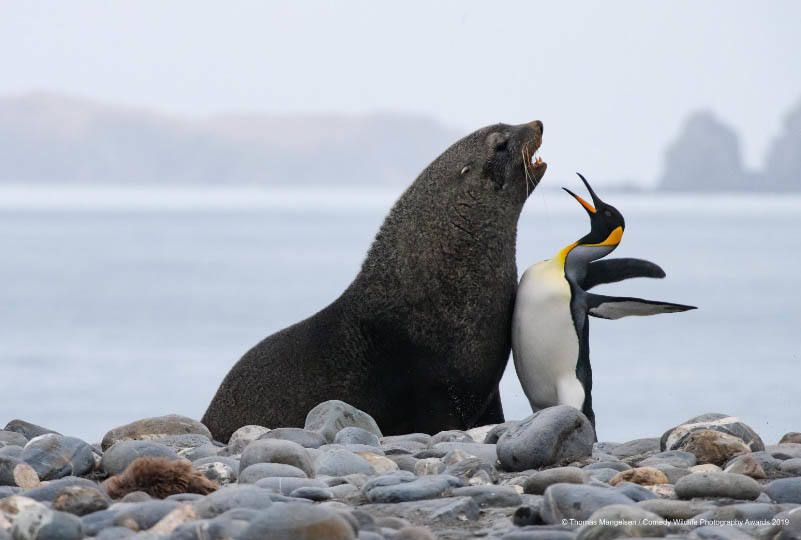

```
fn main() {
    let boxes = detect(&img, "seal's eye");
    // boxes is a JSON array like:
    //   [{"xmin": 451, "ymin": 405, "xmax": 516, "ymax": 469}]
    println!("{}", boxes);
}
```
[{"xmin": 460, "ymin": 166, "xmax": 471, "ymax": 176}]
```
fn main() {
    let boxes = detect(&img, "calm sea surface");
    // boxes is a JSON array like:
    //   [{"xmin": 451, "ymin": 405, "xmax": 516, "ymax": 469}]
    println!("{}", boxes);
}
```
[{"xmin": 1, "ymin": 186, "xmax": 799, "ymax": 444}]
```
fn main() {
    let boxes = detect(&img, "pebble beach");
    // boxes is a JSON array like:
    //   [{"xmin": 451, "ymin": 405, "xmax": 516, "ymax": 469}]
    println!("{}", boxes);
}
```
[{"xmin": 1, "ymin": 401, "xmax": 800, "ymax": 540}]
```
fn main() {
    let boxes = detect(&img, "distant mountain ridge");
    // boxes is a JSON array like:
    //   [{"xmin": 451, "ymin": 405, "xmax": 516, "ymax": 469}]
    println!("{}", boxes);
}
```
[
  {"xmin": 0, "ymin": 92, "xmax": 461, "ymax": 185},
  {"xmin": 659, "ymin": 101, "xmax": 801, "ymax": 192}
]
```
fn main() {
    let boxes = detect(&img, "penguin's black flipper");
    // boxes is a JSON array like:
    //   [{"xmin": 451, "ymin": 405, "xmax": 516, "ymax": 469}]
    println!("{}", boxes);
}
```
[
  {"xmin": 582, "ymin": 258, "xmax": 666, "ymax": 290},
  {"xmin": 586, "ymin": 293, "xmax": 696, "ymax": 320}
]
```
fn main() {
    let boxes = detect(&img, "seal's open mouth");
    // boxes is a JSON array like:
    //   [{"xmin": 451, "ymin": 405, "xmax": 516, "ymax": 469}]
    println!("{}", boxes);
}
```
[{"xmin": 522, "ymin": 138, "xmax": 546, "ymax": 194}]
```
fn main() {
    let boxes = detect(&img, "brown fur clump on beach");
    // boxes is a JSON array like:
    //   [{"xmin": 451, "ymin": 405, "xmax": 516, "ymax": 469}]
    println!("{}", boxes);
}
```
[{"xmin": 103, "ymin": 457, "xmax": 218, "ymax": 499}]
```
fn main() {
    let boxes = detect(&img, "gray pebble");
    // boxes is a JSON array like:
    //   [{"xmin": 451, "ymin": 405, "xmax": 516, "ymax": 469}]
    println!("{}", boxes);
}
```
[
  {"xmin": 363, "ymin": 474, "xmax": 463, "ymax": 503},
  {"xmin": 315, "ymin": 449, "xmax": 375, "ymax": 477},
  {"xmin": 238, "ymin": 462, "xmax": 307, "ymax": 483},
  {"xmin": 239, "ymin": 439, "xmax": 314, "ymax": 478},
  {"xmin": 675, "ymin": 471, "xmax": 762, "ymax": 500},
  {"xmin": 304, "ymin": 400, "xmax": 382, "ymax": 443},
  {"xmin": 0, "ymin": 431, "xmax": 28, "ymax": 448},
  {"xmin": 100, "ymin": 440, "xmax": 178, "ymax": 476},
  {"xmin": 21, "ymin": 434, "xmax": 95, "ymax": 480},
  {"xmin": 450, "ymin": 485, "xmax": 522, "ymax": 507},
  {"xmin": 334, "ymin": 427, "xmax": 381, "ymax": 448},
  {"xmin": 575, "ymin": 504, "xmax": 665, "ymax": 540},
  {"xmin": 639, "ymin": 449, "xmax": 697, "ymax": 468},
  {"xmin": 3, "ymin": 420, "xmax": 58, "ymax": 441},
  {"xmin": 765, "ymin": 477, "xmax": 801, "ymax": 503},
  {"xmin": 239, "ymin": 501, "xmax": 355, "ymax": 539},
  {"xmin": 540, "ymin": 484, "xmax": 635, "ymax": 524},
  {"xmin": 95, "ymin": 527, "xmax": 135, "ymax": 540},
  {"xmin": 609, "ymin": 438, "xmax": 660, "ymax": 459},
  {"xmin": 610, "ymin": 481, "xmax": 658, "ymax": 502},
  {"xmin": 254, "ymin": 477, "xmax": 328, "ymax": 495},
  {"xmin": 111, "ymin": 499, "xmax": 180, "ymax": 530},
  {"xmin": 584, "ymin": 461, "xmax": 630, "ymax": 472},
  {"xmin": 51, "ymin": 485, "xmax": 110, "ymax": 516},
  {"xmin": 524, "ymin": 466, "xmax": 587, "ymax": 495},
  {"xmin": 193, "ymin": 485, "xmax": 274, "ymax": 518},
  {"xmin": 22, "ymin": 476, "xmax": 99, "ymax": 502},
  {"xmin": 289, "ymin": 486, "xmax": 334, "ymax": 501},
  {"xmin": 11, "ymin": 505, "xmax": 83, "ymax": 540},
  {"xmin": 258, "ymin": 428, "xmax": 327, "ymax": 449},
  {"xmin": 497, "ymin": 406, "xmax": 594, "ymax": 472}
]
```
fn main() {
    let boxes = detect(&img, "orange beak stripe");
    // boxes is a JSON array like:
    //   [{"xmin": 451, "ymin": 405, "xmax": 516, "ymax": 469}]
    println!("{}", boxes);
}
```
[{"xmin": 572, "ymin": 193, "xmax": 597, "ymax": 214}]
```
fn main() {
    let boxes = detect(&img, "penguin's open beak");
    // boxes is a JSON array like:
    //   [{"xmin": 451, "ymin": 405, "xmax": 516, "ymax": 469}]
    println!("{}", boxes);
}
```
[{"xmin": 563, "ymin": 187, "xmax": 596, "ymax": 215}]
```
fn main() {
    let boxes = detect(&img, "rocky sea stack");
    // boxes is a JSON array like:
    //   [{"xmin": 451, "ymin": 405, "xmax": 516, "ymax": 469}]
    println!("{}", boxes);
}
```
[{"xmin": 1, "ymin": 403, "xmax": 800, "ymax": 539}]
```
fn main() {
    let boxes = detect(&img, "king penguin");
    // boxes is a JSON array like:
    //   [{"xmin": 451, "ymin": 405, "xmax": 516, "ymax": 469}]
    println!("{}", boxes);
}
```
[{"xmin": 511, "ymin": 173, "xmax": 696, "ymax": 428}]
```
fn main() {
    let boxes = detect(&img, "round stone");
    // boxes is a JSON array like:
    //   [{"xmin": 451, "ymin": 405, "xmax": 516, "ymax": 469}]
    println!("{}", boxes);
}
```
[
  {"xmin": 52, "ymin": 485, "xmax": 110, "ymax": 516},
  {"xmin": 194, "ymin": 461, "xmax": 237, "ymax": 486},
  {"xmin": 227, "ymin": 425, "xmax": 271, "ymax": 454},
  {"xmin": 363, "ymin": 474, "xmax": 462, "ymax": 503},
  {"xmin": 239, "ymin": 439, "xmax": 314, "ymax": 478},
  {"xmin": 540, "ymin": 484, "xmax": 635, "ymax": 524},
  {"xmin": 723, "ymin": 454, "xmax": 767, "ymax": 479},
  {"xmin": 673, "ymin": 429, "xmax": 750, "ymax": 466},
  {"xmin": 100, "ymin": 440, "xmax": 178, "ymax": 476},
  {"xmin": 523, "ymin": 466, "xmax": 588, "ymax": 494},
  {"xmin": 0, "ymin": 431, "xmax": 28, "ymax": 448},
  {"xmin": 193, "ymin": 485, "xmax": 274, "ymax": 518},
  {"xmin": 239, "ymin": 502, "xmax": 354, "ymax": 539},
  {"xmin": 21, "ymin": 434, "xmax": 95, "ymax": 480},
  {"xmin": 0, "ymin": 456, "xmax": 40, "ymax": 489},
  {"xmin": 334, "ymin": 427, "xmax": 381, "ymax": 447},
  {"xmin": 254, "ymin": 477, "xmax": 328, "ymax": 496},
  {"xmin": 259, "ymin": 428, "xmax": 327, "ymax": 449},
  {"xmin": 356, "ymin": 452, "xmax": 398, "ymax": 474},
  {"xmin": 315, "ymin": 449, "xmax": 375, "ymax": 477},
  {"xmin": 11, "ymin": 505, "xmax": 83, "ymax": 540},
  {"xmin": 765, "ymin": 478, "xmax": 801, "ymax": 503},
  {"xmin": 779, "ymin": 432, "xmax": 801, "ymax": 445},
  {"xmin": 497, "ymin": 406, "xmax": 594, "ymax": 471},
  {"xmin": 303, "ymin": 400, "xmax": 382, "ymax": 443},
  {"xmin": 609, "ymin": 467, "xmax": 669, "ymax": 486},
  {"xmin": 674, "ymin": 472, "xmax": 762, "ymax": 500},
  {"xmin": 239, "ymin": 462, "xmax": 308, "ymax": 483},
  {"xmin": 101, "ymin": 415, "xmax": 212, "ymax": 450},
  {"xmin": 661, "ymin": 413, "xmax": 764, "ymax": 453},
  {"xmin": 289, "ymin": 486, "xmax": 333, "ymax": 501},
  {"xmin": 575, "ymin": 504, "xmax": 665, "ymax": 539},
  {"xmin": 111, "ymin": 500, "xmax": 181, "ymax": 530}
]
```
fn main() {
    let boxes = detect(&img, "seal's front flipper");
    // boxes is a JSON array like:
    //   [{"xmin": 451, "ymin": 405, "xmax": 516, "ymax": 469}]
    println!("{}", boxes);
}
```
[
  {"xmin": 586, "ymin": 293, "xmax": 696, "ymax": 320},
  {"xmin": 582, "ymin": 258, "xmax": 666, "ymax": 290}
]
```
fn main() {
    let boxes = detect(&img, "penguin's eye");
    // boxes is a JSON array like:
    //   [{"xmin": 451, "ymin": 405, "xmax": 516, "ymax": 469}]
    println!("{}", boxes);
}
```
[
  {"xmin": 604, "ymin": 210, "xmax": 612, "ymax": 218},
  {"xmin": 460, "ymin": 165, "xmax": 471, "ymax": 176}
]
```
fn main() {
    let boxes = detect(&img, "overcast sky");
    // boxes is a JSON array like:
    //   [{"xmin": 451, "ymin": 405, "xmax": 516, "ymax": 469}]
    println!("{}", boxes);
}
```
[{"xmin": 2, "ymin": 1, "xmax": 799, "ymax": 186}]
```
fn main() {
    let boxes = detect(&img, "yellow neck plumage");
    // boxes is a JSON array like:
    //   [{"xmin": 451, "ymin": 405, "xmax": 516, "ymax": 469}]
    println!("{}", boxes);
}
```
[{"xmin": 556, "ymin": 226, "xmax": 624, "ymax": 267}]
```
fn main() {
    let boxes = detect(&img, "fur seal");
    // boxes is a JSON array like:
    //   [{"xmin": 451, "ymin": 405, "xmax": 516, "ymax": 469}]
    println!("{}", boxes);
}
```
[{"xmin": 202, "ymin": 120, "xmax": 547, "ymax": 441}]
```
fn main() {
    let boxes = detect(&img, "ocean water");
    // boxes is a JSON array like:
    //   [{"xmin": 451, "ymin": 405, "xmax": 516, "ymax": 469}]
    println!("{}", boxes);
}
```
[{"xmin": 1, "ymin": 186, "xmax": 799, "ymax": 445}]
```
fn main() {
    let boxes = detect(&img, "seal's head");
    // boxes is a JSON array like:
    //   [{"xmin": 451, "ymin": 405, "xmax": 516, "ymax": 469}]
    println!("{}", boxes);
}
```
[{"xmin": 425, "ymin": 120, "xmax": 546, "ymax": 208}]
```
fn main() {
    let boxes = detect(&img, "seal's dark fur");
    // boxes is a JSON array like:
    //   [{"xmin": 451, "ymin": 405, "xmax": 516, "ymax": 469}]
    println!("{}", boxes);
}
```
[{"xmin": 202, "ymin": 121, "xmax": 546, "ymax": 441}]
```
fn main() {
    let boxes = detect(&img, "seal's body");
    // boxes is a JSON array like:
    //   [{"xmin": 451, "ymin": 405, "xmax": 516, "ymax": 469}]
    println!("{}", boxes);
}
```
[
  {"xmin": 512, "ymin": 175, "xmax": 695, "ymax": 428},
  {"xmin": 203, "ymin": 121, "xmax": 547, "ymax": 442}
]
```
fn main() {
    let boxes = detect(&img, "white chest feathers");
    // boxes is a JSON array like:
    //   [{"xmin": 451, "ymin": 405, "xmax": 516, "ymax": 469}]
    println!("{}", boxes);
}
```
[{"xmin": 512, "ymin": 258, "xmax": 585, "ymax": 412}]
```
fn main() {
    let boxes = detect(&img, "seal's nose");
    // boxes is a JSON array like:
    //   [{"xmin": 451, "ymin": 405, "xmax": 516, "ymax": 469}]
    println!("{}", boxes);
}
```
[{"xmin": 527, "ymin": 120, "xmax": 544, "ymax": 135}]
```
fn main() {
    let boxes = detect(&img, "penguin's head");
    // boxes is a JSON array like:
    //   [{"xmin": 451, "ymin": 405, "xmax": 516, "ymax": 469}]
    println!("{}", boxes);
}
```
[{"xmin": 561, "ymin": 173, "xmax": 625, "ymax": 261}]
